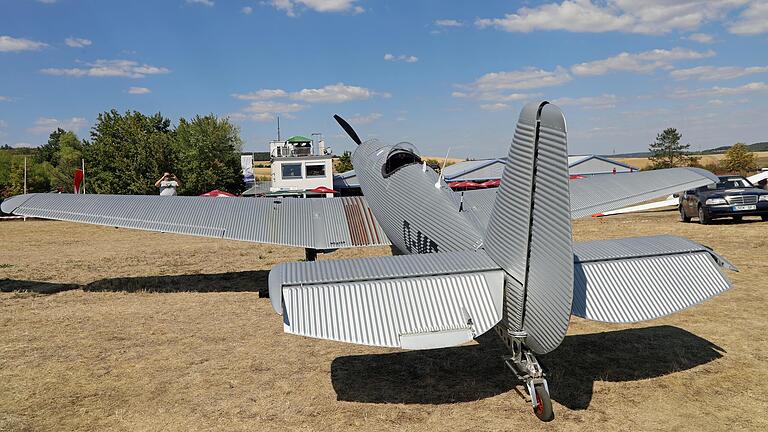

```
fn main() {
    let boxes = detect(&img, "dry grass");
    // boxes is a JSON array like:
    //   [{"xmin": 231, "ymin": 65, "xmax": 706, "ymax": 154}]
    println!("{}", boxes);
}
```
[
  {"xmin": 1, "ymin": 213, "xmax": 768, "ymax": 431},
  {"xmin": 616, "ymin": 151, "xmax": 768, "ymax": 170}
]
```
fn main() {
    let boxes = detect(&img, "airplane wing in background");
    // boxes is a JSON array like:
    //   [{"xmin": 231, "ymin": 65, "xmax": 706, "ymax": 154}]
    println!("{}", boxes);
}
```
[
  {"xmin": 594, "ymin": 170, "xmax": 768, "ymax": 217},
  {"xmin": 461, "ymin": 167, "xmax": 719, "ymax": 226},
  {"xmin": 0, "ymin": 193, "xmax": 390, "ymax": 249}
]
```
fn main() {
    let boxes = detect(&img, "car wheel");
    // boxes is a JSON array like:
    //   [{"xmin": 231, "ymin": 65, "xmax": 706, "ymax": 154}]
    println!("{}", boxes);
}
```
[
  {"xmin": 679, "ymin": 206, "xmax": 691, "ymax": 222},
  {"xmin": 698, "ymin": 206, "xmax": 711, "ymax": 225}
]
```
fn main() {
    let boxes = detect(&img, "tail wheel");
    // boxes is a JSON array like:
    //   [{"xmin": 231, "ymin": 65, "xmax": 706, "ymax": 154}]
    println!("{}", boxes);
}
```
[
  {"xmin": 762, "ymin": 215, "xmax": 768, "ymax": 222},
  {"xmin": 698, "ymin": 206, "xmax": 711, "ymax": 225},
  {"xmin": 733, "ymin": 216, "xmax": 743, "ymax": 222},
  {"xmin": 532, "ymin": 383, "xmax": 554, "ymax": 422}
]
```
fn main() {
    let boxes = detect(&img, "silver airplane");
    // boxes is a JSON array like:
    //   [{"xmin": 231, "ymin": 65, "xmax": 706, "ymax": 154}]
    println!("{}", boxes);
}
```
[{"xmin": 1, "ymin": 101, "xmax": 737, "ymax": 421}]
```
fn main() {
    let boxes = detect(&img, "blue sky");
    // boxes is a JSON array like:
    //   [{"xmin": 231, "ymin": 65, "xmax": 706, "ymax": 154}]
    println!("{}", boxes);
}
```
[{"xmin": 1, "ymin": 0, "xmax": 767, "ymax": 158}]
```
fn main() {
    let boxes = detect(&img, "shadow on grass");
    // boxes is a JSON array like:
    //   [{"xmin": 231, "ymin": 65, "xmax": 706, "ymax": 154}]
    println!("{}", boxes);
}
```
[
  {"xmin": 0, "ymin": 270, "xmax": 270, "ymax": 295},
  {"xmin": 330, "ymin": 325, "xmax": 724, "ymax": 410}
]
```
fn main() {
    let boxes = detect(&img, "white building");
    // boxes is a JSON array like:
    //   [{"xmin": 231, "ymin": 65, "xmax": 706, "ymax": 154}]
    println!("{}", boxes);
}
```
[{"xmin": 269, "ymin": 135, "xmax": 335, "ymax": 197}]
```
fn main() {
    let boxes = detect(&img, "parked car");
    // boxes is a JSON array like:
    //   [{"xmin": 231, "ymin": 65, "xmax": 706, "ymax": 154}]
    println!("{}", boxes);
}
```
[{"xmin": 679, "ymin": 176, "xmax": 768, "ymax": 224}]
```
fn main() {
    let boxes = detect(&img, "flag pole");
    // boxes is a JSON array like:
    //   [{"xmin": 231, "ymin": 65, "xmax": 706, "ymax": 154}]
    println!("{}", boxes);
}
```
[
  {"xmin": 82, "ymin": 158, "xmax": 86, "ymax": 194},
  {"xmin": 24, "ymin": 157, "xmax": 27, "ymax": 194}
]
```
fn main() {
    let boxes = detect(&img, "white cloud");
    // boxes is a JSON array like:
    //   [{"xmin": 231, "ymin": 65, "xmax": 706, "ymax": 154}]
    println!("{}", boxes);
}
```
[
  {"xmin": 128, "ymin": 86, "xmax": 151, "ymax": 94},
  {"xmin": 347, "ymin": 112, "xmax": 383, "ymax": 124},
  {"xmin": 728, "ymin": 1, "xmax": 768, "ymax": 34},
  {"xmin": 0, "ymin": 35, "xmax": 48, "ymax": 52},
  {"xmin": 269, "ymin": 0, "xmax": 363, "ymax": 17},
  {"xmin": 686, "ymin": 32, "xmax": 714, "ymax": 43},
  {"xmin": 241, "ymin": 6, "xmax": 253, "ymax": 14},
  {"xmin": 551, "ymin": 94, "xmax": 619, "ymax": 109},
  {"xmin": 244, "ymin": 101, "xmax": 306, "ymax": 113},
  {"xmin": 41, "ymin": 59, "xmax": 170, "ymax": 78},
  {"xmin": 672, "ymin": 81, "xmax": 768, "ymax": 98},
  {"xmin": 435, "ymin": 19, "xmax": 463, "ymax": 27},
  {"xmin": 670, "ymin": 65, "xmax": 768, "ymax": 81},
  {"xmin": 229, "ymin": 100, "xmax": 306, "ymax": 123},
  {"xmin": 479, "ymin": 103, "xmax": 511, "ymax": 112},
  {"xmin": 289, "ymin": 83, "xmax": 387, "ymax": 103},
  {"xmin": 186, "ymin": 0, "xmax": 214, "ymax": 6},
  {"xmin": 384, "ymin": 53, "xmax": 418, "ymax": 63},
  {"xmin": 453, "ymin": 67, "xmax": 570, "ymax": 103},
  {"xmin": 476, "ymin": 1, "xmax": 751, "ymax": 35},
  {"xmin": 0, "ymin": 96, "xmax": 11, "ymax": 102},
  {"xmin": 64, "ymin": 37, "xmax": 92, "ymax": 48},
  {"xmin": 37, "ymin": 0, "xmax": 57, "ymax": 3},
  {"xmin": 232, "ymin": 89, "xmax": 288, "ymax": 100},
  {"xmin": 571, "ymin": 47, "xmax": 715, "ymax": 76},
  {"xmin": 28, "ymin": 117, "xmax": 87, "ymax": 135}
]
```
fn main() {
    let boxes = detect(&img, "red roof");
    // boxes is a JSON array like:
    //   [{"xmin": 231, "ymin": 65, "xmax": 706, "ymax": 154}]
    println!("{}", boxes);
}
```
[{"xmin": 199, "ymin": 189, "xmax": 236, "ymax": 197}]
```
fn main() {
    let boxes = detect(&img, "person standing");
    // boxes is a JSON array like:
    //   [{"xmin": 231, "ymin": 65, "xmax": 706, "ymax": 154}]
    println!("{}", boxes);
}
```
[{"xmin": 155, "ymin": 172, "xmax": 181, "ymax": 196}]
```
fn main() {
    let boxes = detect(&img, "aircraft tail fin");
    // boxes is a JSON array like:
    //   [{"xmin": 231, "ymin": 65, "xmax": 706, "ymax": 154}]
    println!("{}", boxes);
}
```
[{"xmin": 484, "ymin": 101, "xmax": 573, "ymax": 354}]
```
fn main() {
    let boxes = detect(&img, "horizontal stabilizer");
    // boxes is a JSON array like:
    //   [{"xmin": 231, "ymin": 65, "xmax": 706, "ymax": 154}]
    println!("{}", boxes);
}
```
[
  {"xmin": 572, "ymin": 235, "xmax": 735, "ymax": 323},
  {"xmin": 269, "ymin": 251, "xmax": 505, "ymax": 349},
  {"xmin": 1, "ymin": 193, "xmax": 389, "ymax": 249}
]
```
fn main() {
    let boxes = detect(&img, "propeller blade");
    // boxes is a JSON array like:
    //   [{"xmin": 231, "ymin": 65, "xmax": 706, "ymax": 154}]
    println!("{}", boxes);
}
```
[{"xmin": 333, "ymin": 114, "xmax": 362, "ymax": 145}]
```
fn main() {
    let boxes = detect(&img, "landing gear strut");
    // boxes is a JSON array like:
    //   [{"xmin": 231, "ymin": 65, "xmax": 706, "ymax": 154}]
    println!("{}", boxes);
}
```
[{"xmin": 502, "ymin": 331, "xmax": 554, "ymax": 422}]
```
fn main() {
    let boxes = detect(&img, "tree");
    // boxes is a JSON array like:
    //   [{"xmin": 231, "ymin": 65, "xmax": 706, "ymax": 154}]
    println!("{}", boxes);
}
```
[
  {"xmin": 336, "ymin": 150, "xmax": 353, "ymax": 173},
  {"xmin": 85, "ymin": 110, "xmax": 175, "ymax": 194},
  {"xmin": 36, "ymin": 128, "xmax": 67, "ymax": 165},
  {"xmin": 173, "ymin": 115, "xmax": 245, "ymax": 195},
  {"xmin": 648, "ymin": 128, "xmax": 696, "ymax": 169},
  {"xmin": 722, "ymin": 143, "xmax": 756, "ymax": 175},
  {"xmin": 48, "ymin": 131, "xmax": 84, "ymax": 192},
  {"xmin": 2, "ymin": 156, "xmax": 52, "ymax": 197}
]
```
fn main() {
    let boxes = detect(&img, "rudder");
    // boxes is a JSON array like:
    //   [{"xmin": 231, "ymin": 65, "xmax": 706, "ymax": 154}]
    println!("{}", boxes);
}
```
[{"xmin": 484, "ymin": 101, "xmax": 573, "ymax": 354}]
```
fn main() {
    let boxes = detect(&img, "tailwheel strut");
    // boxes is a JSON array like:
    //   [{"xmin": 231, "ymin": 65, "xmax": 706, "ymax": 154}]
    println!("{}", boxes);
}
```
[{"xmin": 502, "ymin": 331, "xmax": 554, "ymax": 422}]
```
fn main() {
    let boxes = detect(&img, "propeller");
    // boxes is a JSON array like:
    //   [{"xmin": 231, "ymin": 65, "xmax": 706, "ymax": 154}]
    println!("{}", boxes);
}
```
[{"xmin": 333, "ymin": 114, "xmax": 362, "ymax": 145}]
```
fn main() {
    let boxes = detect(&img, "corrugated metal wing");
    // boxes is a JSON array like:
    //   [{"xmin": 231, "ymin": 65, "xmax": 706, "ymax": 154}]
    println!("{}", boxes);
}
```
[
  {"xmin": 269, "ymin": 250, "xmax": 505, "ymax": 349},
  {"xmin": 1, "ymin": 193, "xmax": 390, "ymax": 249},
  {"xmin": 569, "ymin": 167, "xmax": 719, "ymax": 219},
  {"xmin": 459, "ymin": 167, "xmax": 720, "ymax": 225}
]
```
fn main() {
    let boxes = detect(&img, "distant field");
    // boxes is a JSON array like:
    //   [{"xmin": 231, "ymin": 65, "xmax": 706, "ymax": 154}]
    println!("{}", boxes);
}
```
[
  {"xmin": 2, "ymin": 213, "xmax": 767, "ymax": 431},
  {"xmin": 616, "ymin": 151, "xmax": 768, "ymax": 170}
]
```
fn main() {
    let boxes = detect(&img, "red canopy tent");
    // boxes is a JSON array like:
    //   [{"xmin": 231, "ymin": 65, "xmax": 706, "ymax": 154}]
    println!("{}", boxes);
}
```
[
  {"xmin": 199, "ymin": 189, "xmax": 236, "ymax": 197},
  {"xmin": 308, "ymin": 186, "xmax": 339, "ymax": 194}
]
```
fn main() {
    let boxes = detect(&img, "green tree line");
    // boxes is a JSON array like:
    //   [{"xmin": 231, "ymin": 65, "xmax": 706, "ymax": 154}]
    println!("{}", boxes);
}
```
[{"xmin": 1, "ymin": 111, "xmax": 245, "ymax": 199}]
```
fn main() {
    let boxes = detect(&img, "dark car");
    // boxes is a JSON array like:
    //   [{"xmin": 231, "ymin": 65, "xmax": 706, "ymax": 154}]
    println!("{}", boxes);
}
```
[{"xmin": 679, "ymin": 175, "xmax": 768, "ymax": 224}]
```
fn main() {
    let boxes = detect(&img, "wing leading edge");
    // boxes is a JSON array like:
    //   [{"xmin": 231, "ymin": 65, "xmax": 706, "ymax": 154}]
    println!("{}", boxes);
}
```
[{"xmin": 1, "ymin": 193, "xmax": 390, "ymax": 249}]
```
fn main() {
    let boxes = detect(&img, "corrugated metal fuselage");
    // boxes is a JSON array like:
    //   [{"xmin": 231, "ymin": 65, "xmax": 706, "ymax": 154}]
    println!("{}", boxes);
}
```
[{"xmin": 351, "ymin": 140, "xmax": 485, "ymax": 256}]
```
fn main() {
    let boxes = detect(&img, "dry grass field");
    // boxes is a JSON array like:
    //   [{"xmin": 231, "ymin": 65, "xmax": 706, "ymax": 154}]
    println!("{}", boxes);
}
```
[
  {"xmin": 615, "ymin": 151, "xmax": 768, "ymax": 170},
  {"xmin": 1, "ymin": 212, "xmax": 767, "ymax": 431}
]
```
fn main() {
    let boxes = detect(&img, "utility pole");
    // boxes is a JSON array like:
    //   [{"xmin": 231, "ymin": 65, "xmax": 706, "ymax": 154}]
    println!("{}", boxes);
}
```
[{"xmin": 23, "ymin": 157, "xmax": 27, "ymax": 194}]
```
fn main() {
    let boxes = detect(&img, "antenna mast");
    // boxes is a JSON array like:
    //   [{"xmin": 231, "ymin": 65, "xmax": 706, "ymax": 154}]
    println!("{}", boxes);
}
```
[{"xmin": 277, "ymin": 116, "xmax": 281, "ymax": 141}]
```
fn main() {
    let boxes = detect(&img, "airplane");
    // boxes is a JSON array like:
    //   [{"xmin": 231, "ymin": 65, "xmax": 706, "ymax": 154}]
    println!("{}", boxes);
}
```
[{"xmin": 1, "ymin": 101, "xmax": 737, "ymax": 421}]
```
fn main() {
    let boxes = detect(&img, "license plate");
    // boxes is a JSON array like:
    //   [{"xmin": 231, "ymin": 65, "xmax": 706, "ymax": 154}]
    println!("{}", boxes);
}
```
[{"xmin": 733, "ymin": 205, "xmax": 756, "ymax": 211}]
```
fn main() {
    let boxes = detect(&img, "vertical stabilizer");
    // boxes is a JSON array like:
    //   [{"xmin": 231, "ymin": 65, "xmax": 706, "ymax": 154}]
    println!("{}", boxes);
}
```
[{"xmin": 485, "ymin": 101, "xmax": 573, "ymax": 354}]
